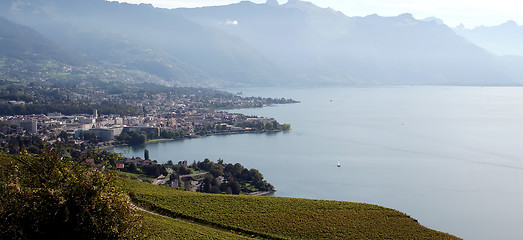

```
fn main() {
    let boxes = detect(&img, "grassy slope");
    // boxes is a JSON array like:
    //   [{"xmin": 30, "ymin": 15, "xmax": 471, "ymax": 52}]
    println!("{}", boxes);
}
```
[
  {"xmin": 122, "ymin": 178, "xmax": 460, "ymax": 240},
  {"xmin": 141, "ymin": 212, "xmax": 250, "ymax": 239}
]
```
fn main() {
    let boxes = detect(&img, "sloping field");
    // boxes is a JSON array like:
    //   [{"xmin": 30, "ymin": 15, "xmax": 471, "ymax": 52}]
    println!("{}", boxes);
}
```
[
  {"xmin": 122, "ymin": 178, "xmax": 460, "ymax": 240},
  {"xmin": 141, "ymin": 212, "xmax": 250, "ymax": 239}
]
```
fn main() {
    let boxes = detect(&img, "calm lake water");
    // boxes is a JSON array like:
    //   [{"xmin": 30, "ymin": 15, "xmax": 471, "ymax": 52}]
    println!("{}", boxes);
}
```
[{"xmin": 114, "ymin": 86, "xmax": 523, "ymax": 240}]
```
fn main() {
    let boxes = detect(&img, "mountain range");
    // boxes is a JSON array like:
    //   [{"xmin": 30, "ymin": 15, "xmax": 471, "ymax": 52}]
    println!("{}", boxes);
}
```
[
  {"xmin": 0, "ymin": 16, "xmax": 78, "ymax": 65},
  {"xmin": 1, "ymin": 0, "xmax": 522, "ymax": 87},
  {"xmin": 454, "ymin": 21, "xmax": 523, "ymax": 57}
]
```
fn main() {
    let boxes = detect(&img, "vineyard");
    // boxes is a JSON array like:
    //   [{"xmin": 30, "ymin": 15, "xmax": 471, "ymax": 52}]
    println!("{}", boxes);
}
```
[
  {"xmin": 141, "ymin": 212, "xmax": 250, "ymax": 239},
  {"xmin": 122, "ymin": 178, "xmax": 460, "ymax": 239}
]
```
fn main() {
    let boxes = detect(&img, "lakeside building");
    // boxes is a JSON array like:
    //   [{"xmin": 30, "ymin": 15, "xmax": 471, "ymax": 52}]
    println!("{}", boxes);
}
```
[{"xmin": 75, "ymin": 127, "xmax": 122, "ymax": 141}]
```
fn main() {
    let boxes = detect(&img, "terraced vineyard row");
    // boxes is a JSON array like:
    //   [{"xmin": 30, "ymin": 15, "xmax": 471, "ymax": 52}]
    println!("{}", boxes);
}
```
[
  {"xmin": 141, "ymin": 212, "xmax": 250, "ymax": 239},
  {"xmin": 122, "ymin": 178, "xmax": 460, "ymax": 239}
]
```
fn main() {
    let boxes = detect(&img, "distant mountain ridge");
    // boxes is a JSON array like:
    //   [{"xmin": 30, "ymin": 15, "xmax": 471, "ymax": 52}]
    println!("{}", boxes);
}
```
[
  {"xmin": 176, "ymin": 1, "xmax": 523, "ymax": 85},
  {"xmin": 454, "ymin": 21, "xmax": 523, "ymax": 57},
  {"xmin": 1, "ymin": 0, "xmax": 522, "ymax": 87}
]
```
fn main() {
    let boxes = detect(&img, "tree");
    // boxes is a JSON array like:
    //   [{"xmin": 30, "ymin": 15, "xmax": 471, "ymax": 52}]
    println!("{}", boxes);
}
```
[
  {"xmin": 229, "ymin": 179, "xmax": 241, "ymax": 195},
  {"xmin": 135, "ymin": 134, "xmax": 147, "ymax": 145},
  {"xmin": 210, "ymin": 186, "xmax": 221, "ymax": 193},
  {"xmin": 144, "ymin": 149, "xmax": 150, "ymax": 160},
  {"xmin": 209, "ymin": 164, "xmax": 224, "ymax": 178},
  {"xmin": 86, "ymin": 150, "xmax": 119, "ymax": 168},
  {"xmin": 241, "ymin": 168, "xmax": 251, "ymax": 181},
  {"xmin": 122, "ymin": 131, "xmax": 147, "ymax": 145},
  {"xmin": 192, "ymin": 160, "xmax": 197, "ymax": 169},
  {"xmin": 199, "ymin": 175, "xmax": 212, "ymax": 193},
  {"xmin": 178, "ymin": 165, "xmax": 190, "ymax": 175},
  {"xmin": 127, "ymin": 163, "xmax": 138, "ymax": 173},
  {"xmin": 249, "ymin": 168, "xmax": 263, "ymax": 185},
  {"xmin": 232, "ymin": 163, "xmax": 244, "ymax": 179},
  {"xmin": 141, "ymin": 165, "xmax": 161, "ymax": 178},
  {"xmin": 58, "ymin": 130, "xmax": 69, "ymax": 142},
  {"xmin": 264, "ymin": 121, "xmax": 274, "ymax": 131},
  {"xmin": 26, "ymin": 145, "xmax": 40, "ymax": 154},
  {"xmin": 160, "ymin": 166, "xmax": 168, "ymax": 176},
  {"xmin": 0, "ymin": 150, "xmax": 141, "ymax": 239},
  {"xmin": 117, "ymin": 132, "xmax": 131, "ymax": 143}
]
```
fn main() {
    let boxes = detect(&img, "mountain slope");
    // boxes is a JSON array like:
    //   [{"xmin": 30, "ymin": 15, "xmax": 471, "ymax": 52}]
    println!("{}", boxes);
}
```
[
  {"xmin": 0, "ymin": 16, "xmax": 85, "ymax": 84},
  {"xmin": 454, "ymin": 21, "xmax": 523, "ymax": 57},
  {"xmin": 0, "ymin": 17, "xmax": 175, "ymax": 87},
  {"xmin": 176, "ymin": 0, "xmax": 523, "ymax": 85},
  {"xmin": 1, "ymin": 0, "xmax": 522, "ymax": 87},
  {"xmin": 0, "ymin": 0, "xmax": 286, "ymax": 86},
  {"xmin": 0, "ymin": 16, "xmax": 80, "ymax": 65}
]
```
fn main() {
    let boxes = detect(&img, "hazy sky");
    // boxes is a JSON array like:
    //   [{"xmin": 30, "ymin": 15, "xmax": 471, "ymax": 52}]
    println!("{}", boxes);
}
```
[{"xmin": 115, "ymin": 0, "xmax": 522, "ymax": 28}]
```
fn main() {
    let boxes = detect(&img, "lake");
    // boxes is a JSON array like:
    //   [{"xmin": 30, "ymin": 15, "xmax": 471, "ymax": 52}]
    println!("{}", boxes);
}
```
[{"xmin": 114, "ymin": 86, "xmax": 523, "ymax": 240}]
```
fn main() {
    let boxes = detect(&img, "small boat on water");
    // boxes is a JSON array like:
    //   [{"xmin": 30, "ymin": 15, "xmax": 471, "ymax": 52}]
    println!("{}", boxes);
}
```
[{"xmin": 337, "ymin": 161, "xmax": 341, "ymax": 167}]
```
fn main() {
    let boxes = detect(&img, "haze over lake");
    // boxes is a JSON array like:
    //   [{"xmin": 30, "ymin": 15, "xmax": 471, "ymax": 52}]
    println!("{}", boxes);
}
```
[{"xmin": 114, "ymin": 86, "xmax": 523, "ymax": 240}]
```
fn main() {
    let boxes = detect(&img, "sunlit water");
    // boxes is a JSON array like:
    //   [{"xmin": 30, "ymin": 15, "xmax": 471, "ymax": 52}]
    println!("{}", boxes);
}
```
[{"xmin": 114, "ymin": 86, "xmax": 523, "ymax": 240}]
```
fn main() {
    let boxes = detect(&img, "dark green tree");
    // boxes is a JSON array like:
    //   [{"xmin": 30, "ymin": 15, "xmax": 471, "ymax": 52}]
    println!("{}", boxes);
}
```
[
  {"xmin": 229, "ymin": 179, "xmax": 241, "ymax": 195},
  {"xmin": 127, "ymin": 163, "xmax": 138, "ymax": 173},
  {"xmin": 58, "ymin": 130, "xmax": 69, "ymax": 142},
  {"xmin": 141, "ymin": 165, "xmax": 160, "ymax": 178},
  {"xmin": 144, "ymin": 149, "xmax": 150, "ymax": 160},
  {"xmin": 199, "ymin": 175, "xmax": 212, "ymax": 193},
  {"xmin": 178, "ymin": 165, "xmax": 190, "ymax": 175},
  {"xmin": 210, "ymin": 186, "xmax": 221, "ymax": 193},
  {"xmin": 241, "ymin": 168, "xmax": 251, "ymax": 181},
  {"xmin": 209, "ymin": 164, "xmax": 224, "ymax": 178},
  {"xmin": 264, "ymin": 121, "xmax": 274, "ymax": 131},
  {"xmin": 0, "ymin": 150, "xmax": 141, "ymax": 239},
  {"xmin": 192, "ymin": 160, "xmax": 197, "ymax": 169}
]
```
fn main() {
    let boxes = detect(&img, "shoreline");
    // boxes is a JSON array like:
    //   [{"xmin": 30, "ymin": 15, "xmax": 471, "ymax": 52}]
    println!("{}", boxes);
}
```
[
  {"xmin": 110, "ymin": 129, "xmax": 288, "ymax": 150},
  {"xmin": 248, "ymin": 191, "xmax": 275, "ymax": 196}
]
